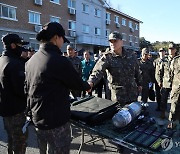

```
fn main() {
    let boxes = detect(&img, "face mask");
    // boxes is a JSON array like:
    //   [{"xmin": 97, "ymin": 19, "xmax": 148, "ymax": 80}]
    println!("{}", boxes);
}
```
[{"xmin": 12, "ymin": 45, "xmax": 26, "ymax": 57}]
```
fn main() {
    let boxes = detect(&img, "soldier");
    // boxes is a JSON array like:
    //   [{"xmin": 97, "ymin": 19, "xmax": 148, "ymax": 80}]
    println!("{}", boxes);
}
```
[
  {"xmin": 25, "ymin": 22, "xmax": 90, "ymax": 154},
  {"xmin": 88, "ymin": 32, "xmax": 142, "ymax": 107},
  {"xmin": 168, "ymin": 54, "xmax": 180, "ymax": 128},
  {"xmin": 139, "ymin": 48, "xmax": 155, "ymax": 103},
  {"xmin": 157, "ymin": 43, "xmax": 177, "ymax": 118},
  {"xmin": 67, "ymin": 45, "xmax": 82, "ymax": 98},
  {"xmin": 154, "ymin": 48, "xmax": 166, "ymax": 111},
  {"xmin": 0, "ymin": 34, "xmax": 28, "ymax": 154}
]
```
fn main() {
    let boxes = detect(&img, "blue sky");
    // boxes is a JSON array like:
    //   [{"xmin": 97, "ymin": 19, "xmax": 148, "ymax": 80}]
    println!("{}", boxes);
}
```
[{"xmin": 110, "ymin": 0, "xmax": 180, "ymax": 43}]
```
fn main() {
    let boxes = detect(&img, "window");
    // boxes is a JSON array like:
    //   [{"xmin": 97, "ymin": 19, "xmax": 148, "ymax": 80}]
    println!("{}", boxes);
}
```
[
  {"xmin": 82, "ymin": 4, "xmax": 89, "ymax": 13},
  {"xmin": 106, "ymin": 29, "xmax": 110, "ymax": 38},
  {"xmin": 129, "ymin": 21, "xmax": 133, "ymax": 28},
  {"xmin": 106, "ymin": 12, "xmax": 111, "ymax": 21},
  {"xmin": 29, "ymin": 11, "xmax": 40, "ymax": 24},
  {"xmin": 129, "ymin": 35, "xmax": 133, "ymax": 42},
  {"xmin": 0, "ymin": 3, "xmax": 16, "ymax": 20},
  {"xmin": 50, "ymin": 16, "xmax": 60, "ymax": 23},
  {"xmin": 135, "ymin": 23, "xmax": 139, "ymax": 30},
  {"xmin": 94, "ymin": 8, "xmax": 101, "ymax": 17},
  {"xmin": 122, "ymin": 33, "xmax": 127, "ymax": 41},
  {"xmin": 135, "ymin": 36, "xmax": 139, "ymax": 43},
  {"xmin": 114, "ymin": 16, "xmax": 119, "ymax": 23},
  {"xmin": 50, "ymin": 0, "xmax": 60, "ymax": 4},
  {"xmin": 30, "ymin": 42, "xmax": 39, "ymax": 51},
  {"xmin": 82, "ymin": 24, "xmax": 90, "ymax": 33},
  {"xmin": 122, "ymin": 18, "xmax": 126, "ymax": 26},
  {"xmin": 68, "ymin": 0, "xmax": 76, "ymax": 8},
  {"xmin": 95, "ymin": 27, "xmax": 101, "ymax": 35},
  {"xmin": 68, "ymin": 20, "xmax": 76, "ymax": 31}
]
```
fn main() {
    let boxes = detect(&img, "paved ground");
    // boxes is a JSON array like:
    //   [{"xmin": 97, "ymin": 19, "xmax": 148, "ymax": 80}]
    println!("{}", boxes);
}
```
[{"xmin": 0, "ymin": 95, "xmax": 170, "ymax": 154}]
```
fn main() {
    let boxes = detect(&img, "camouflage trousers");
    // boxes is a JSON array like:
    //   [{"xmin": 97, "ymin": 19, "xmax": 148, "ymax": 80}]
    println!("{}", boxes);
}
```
[
  {"xmin": 169, "ymin": 93, "xmax": 180, "ymax": 121},
  {"xmin": 3, "ymin": 112, "xmax": 28, "ymax": 154},
  {"xmin": 35, "ymin": 122, "xmax": 71, "ymax": 154}
]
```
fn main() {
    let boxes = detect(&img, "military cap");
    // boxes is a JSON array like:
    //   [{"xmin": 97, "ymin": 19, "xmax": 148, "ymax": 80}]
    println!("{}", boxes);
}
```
[
  {"xmin": 2, "ymin": 33, "xmax": 29, "ymax": 45},
  {"xmin": 168, "ymin": 43, "xmax": 176, "ymax": 49},
  {"xmin": 37, "ymin": 22, "xmax": 70, "ymax": 43},
  {"xmin": 141, "ymin": 48, "xmax": 149, "ymax": 54},
  {"xmin": 109, "ymin": 32, "xmax": 122, "ymax": 41}
]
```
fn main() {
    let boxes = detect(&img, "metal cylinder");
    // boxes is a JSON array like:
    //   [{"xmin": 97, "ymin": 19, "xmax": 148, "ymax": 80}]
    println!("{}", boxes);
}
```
[
  {"xmin": 112, "ymin": 102, "xmax": 142, "ymax": 128},
  {"xmin": 127, "ymin": 102, "xmax": 142, "ymax": 120}
]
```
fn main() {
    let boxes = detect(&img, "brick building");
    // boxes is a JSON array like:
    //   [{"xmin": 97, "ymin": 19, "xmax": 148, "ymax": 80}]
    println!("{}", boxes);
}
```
[{"xmin": 0, "ymin": 0, "xmax": 142, "ymax": 53}]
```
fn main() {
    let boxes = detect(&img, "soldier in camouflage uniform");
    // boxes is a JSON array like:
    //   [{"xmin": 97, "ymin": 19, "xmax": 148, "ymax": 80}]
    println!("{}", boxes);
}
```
[
  {"xmin": 88, "ymin": 32, "xmax": 142, "ymax": 107},
  {"xmin": 169, "ymin": 49, "xmax": 180, "ymax": 125},
  {"xmin": 0, "ymin": 34, "xmax": 28, "ymax": 154},
  {"xmin": 168, "ymin": 55, "xmax": 180, "ymax": 126},
  {"xmin": 156, "ymin": 43, "xmax": 177, "ymax": 118},
  {"xmin": 139, "ymin": 48, "xmax": 155, "ymax": 103},
  {"xmin": 153, "ymin": 48, "xmax": 166, "ymax": 110},
  {"xmin": 67, "ymin": 45, "xmax": 82, "ymax": 98}
]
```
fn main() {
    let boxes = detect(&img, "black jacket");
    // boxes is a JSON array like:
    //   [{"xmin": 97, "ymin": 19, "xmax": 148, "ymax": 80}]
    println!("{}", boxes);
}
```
[
  {"xmin": 25, "ymin": 43, "xmax": 90, "ymax": 130},
  {"xmin": 0, "ymin": 50, "xmax": 26, "ymax": 117}
]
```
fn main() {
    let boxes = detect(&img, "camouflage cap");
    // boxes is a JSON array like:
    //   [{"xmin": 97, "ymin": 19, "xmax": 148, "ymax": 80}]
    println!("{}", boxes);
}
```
[
  {"xmin": 159, "ymin": 47, "xmax": 165, "ymax": 52},
  {"xmin": 109, "ymin": 32, "xmax": 122, "ymax": 41},
  {"xmin": 141, "ymin": 48, "xmax": 149, "ymax": 54},
  {"xmin": 168, "ymin": 43, "xmax": 176, "ymax": 49}
]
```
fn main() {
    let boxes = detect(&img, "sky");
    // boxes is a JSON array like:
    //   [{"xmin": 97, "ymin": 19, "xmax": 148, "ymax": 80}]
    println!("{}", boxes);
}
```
[{"xmin": 109, "ymin": 0, "xmax": 180, "ymax": 43}]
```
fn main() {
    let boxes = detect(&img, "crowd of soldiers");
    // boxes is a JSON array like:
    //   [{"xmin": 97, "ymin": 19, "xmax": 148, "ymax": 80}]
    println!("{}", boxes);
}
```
[{"xmin": 0, "ymin": 21, "xmax": 179, "ymax": 154}]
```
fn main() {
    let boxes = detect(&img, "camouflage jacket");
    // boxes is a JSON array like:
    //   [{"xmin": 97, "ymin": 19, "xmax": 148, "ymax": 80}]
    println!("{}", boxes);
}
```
[
  {"xmin": 139, "ymin": 59, "xmax": 155, "ymax": 86},
  {"xmin": 157, "ymin": 56, "xmax": 174, "ymax": 88},
  {"xmin": 67, "ymin": 56, "xmax": 82, "ymax": 76},
  {"xmin": 170, "ymin": 55, "xmax": 180, "ymax": 94},
  {"xmin": 88, "ymin": 48, "xmax": 142, "ymax": 103},
  {"xmin": 153, "ymin": 57, "xmax": 165, "ymax": 84}
]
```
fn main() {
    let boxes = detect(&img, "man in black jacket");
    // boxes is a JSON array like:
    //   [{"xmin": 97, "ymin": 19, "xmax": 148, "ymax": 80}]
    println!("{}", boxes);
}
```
[
  {"xmin": 0, "ymin": 34, "xmax": 29, "ymax": 154},
  {"xmin": 25, "ymin": 22, "xmax": 91, "ymax": 154}
]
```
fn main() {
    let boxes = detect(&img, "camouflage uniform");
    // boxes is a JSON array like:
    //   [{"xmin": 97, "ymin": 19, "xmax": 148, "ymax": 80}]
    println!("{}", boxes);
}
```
[
  {"xmin": 3, "ymin": 112, "xmax": 28, "ymax": 154},
  {"xmin": 154, "ymin": 57, "xmax": 165, "ymax": 110},
  {"xmin": 169, "ymin": 55, "xmax": 180, "ymax": 121},
  {"xmin": 139, "ymin": 59, "xmax": 154, "ymax": 103},
  {"xmin": 35, "ymin": 122, "xmax": 71, "ymax": 154},
  {"xmin": 88, "ymin": 48, "xmax": 142, "ymax": 107},
  {"xmin": 67, "ymin": 56, "xmax": 82, "ymax": 98},
  {"xmin": 156, "ymin": 56, "xmax": 173, "ymax": 111}
]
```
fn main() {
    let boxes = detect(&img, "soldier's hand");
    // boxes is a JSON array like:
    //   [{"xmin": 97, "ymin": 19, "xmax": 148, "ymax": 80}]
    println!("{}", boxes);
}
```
[
  {"xmin": 87, "ymin": 82, "xmax": 93, "ymax": 92},
  {"xmin": 159, "ymin": 83, "xmax": 162, "ymax": 88},
  {"xmin": 88, "ymin": 82, "xmax": 94, "ymax": 88}
]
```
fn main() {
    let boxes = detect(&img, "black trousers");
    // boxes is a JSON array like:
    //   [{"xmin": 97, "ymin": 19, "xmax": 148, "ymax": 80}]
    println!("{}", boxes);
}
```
[
  {"xmin": 155, "ymin": 81, "xmax": 161, "ymax": 109},
  {"xmin": 161, "ymin": 88, "xmax": 171, "ymax": 111}
]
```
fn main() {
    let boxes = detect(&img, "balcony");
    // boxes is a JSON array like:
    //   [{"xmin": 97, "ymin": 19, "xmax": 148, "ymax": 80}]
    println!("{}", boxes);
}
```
[{"xmin": 77, "ymin": 35, "xmax": 109, "ymax": 46}]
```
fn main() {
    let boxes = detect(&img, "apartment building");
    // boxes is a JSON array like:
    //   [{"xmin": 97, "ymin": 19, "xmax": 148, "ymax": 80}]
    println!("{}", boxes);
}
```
[
  {"xmin": 105, "ymin": 7, "xmax": 142, "ymax": 51},
  {"xmin": 75, "ymin": 0, "xmax": 107, "ymax": 53},
  {"xmin": 0, "ymin": 0, "xmax": 74, "ymax": 52},
  {"xmin": 0, "ymin": 0, "xmax": 142, "ymax": 53}
]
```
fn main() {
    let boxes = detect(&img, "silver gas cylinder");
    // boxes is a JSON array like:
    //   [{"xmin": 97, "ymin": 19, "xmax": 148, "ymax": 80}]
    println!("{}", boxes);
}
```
[
  {"xmin": 112, "ymin": 102, "xmax": 142, "ymax": 128},
  {"xmin": 127, "ymin": 102, "xmax": 142, "ymax": 120}
]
